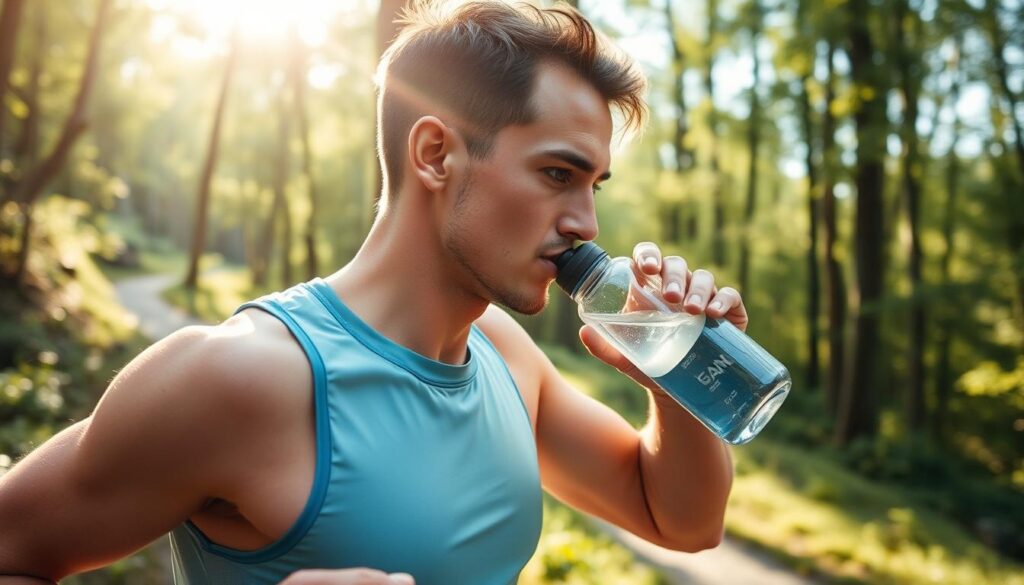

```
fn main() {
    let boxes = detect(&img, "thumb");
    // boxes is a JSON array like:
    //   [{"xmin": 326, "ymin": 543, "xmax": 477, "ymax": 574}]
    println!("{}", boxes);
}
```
[
  {"xmin": 579, "ymin": 325, "xmax": 651, "ymax": 386},
  {"xmin": 388, "ymin": 574, "xmax": 415, "ymax": 585}
]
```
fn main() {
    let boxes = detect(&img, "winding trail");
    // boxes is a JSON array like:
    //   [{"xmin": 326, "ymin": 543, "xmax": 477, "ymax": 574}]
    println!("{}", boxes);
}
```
[{"xmin": 113, "ymin": 273, "xmax": 819, "ymax": 585}]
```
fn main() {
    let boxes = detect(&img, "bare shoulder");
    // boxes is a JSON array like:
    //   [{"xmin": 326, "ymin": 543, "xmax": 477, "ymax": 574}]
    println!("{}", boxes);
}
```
[{"xmin": 83, "ymin": 308, "xmax": 313, "ymax": 488}]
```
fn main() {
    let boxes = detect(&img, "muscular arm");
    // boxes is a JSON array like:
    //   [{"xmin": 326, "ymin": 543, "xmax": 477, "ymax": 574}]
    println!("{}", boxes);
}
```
[
  {"xmin": 0, "ymin": 321, "xmax": 271, "ymax": 580},
  {"xmin": 479, "ymin": 246, "xmax": 740, "ymax": 552}
]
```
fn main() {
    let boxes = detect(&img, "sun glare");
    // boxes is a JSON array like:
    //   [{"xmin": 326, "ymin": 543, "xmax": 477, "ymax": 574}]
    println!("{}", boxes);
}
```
[{"xmin": 147, "ymin": 0, "xmax": 358, "ymax": 49}]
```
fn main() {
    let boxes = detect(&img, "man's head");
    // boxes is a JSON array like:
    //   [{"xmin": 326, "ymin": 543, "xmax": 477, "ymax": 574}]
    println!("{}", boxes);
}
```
[{"xmin": 374, "ymin": 0, "xmax": 647, "ymax": 199}]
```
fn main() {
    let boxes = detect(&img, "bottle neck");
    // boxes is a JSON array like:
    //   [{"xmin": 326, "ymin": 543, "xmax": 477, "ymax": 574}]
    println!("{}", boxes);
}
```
[{"xmin": 571, "ymin": 256, "xmax": 611, "ymax": 302}]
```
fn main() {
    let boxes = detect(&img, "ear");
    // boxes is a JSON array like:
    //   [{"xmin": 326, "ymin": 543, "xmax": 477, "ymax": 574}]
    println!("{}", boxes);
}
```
[{"xmin": 408, "ymin": 116, "xmax": 463, "ymax": 192}]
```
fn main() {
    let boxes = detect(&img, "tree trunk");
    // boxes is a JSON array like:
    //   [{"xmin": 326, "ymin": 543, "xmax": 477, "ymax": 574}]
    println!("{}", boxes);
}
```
[
  {"xmin": 273, "ymin": 83, "xmax": 293, "ymax": 289},
  {"xmin": 184, "ymin": 31, "xmax": 239, "ymax": 290},
  {"xmin": 821, "ymin": 42, "xmax": 845, "ymax": 420},
  {"xmin": 0, "ymin": 0, "xmax": 26, "ymax": 156},
  {"xmin": 13, "ymin": 3, "xmax": 43, "ymax": 168},
  {"xmin": 895, "ymin": 0, "xmax": 926, "ymax": 433},
  {"xmin": 738, "ymin": 0, "xmax": 762, "ymax": 295},
  {"xmin": 663, "ymin": 0, "xmax": 696, "ymax": 244},
  {"xmin": 934, "ymin": 35, "xmax": 963, "ymax": 443},
  {"xmin": 799, "ymin": 72, "xmax": 821, "ymax": 390},
  {"xmin": 836, "ymin": 0, "xmax": 886, "ymax": 446},
  {"xmin": 289, "ymin": 29, "xmax": 320, "ymax": 280},
  {"xmin": 984, "ymin": 0, "xmax": 1024, "ymax": 336},
  {"xmin": 705, "ymin": 0, "xmax": 725, "ymax": 266},
  {"xmin": 11, "ymin": 0, "xmax": 111, "ymax": 285}
]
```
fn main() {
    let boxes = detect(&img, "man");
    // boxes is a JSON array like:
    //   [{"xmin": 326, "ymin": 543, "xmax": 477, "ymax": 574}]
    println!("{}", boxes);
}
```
[{"xmin": 0, "ymin": 2, "xmax": 745, "ymax": 583}]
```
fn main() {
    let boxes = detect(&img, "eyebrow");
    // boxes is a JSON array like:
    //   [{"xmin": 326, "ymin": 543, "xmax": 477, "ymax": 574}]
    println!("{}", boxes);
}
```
[{"xmin": 541, "ymin": 149, "xmax": 612, "ymax": 182}]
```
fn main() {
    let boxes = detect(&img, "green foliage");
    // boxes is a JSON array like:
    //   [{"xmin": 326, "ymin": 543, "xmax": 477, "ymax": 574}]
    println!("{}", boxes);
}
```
[{"xmin": 521, "ymin": 498, "xmax": 667, "ymax": 585}]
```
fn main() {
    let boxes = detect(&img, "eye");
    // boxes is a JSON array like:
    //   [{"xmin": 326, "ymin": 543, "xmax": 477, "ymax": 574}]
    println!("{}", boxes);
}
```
[{"xmin": 543, "ymin": 167, "xmax": 572, "ymax": 184}]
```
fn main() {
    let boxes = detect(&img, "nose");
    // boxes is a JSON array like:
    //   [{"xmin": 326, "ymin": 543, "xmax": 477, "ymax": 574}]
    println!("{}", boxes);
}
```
[{"xmin": 557, "ymin": 190, "xmax": 599, "ymax": 243}]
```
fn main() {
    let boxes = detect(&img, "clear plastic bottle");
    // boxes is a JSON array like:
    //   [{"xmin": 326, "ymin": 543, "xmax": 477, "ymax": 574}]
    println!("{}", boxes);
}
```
[{"xmin": 554, "ymin": 242, "xmax": 790, "ymax": 444}]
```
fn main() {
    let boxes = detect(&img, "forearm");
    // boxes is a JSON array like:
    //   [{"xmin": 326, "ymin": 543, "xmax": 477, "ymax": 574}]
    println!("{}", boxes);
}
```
[{"xmin": 637, "ymin": 389, "xmax": 733, "ymax": 550}]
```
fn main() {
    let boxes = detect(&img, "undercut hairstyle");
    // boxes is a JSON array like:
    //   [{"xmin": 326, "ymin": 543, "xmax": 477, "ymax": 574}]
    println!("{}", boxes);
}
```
[{"xmin": 374, "ymin": 0, "xmax": 647, "ymax": 197}]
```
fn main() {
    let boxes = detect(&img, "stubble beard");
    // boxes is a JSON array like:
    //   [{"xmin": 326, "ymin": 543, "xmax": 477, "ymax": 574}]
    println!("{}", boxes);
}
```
[{"xmin": 443, "ymin": 174, "xmax": 550, "ymax": 316}]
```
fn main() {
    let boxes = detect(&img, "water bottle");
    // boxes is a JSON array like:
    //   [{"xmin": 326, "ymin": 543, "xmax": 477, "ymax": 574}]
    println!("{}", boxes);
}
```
[{"xmin": 554, "ymin": 242, "xmax": 791, "ymax": 445}]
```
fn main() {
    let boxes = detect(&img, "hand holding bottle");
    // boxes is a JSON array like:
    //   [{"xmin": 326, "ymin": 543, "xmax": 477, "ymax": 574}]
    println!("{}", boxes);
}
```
[
  {"xmin": 555, "ymin": 241, "xmax": 791, "ymax": 444},
  {"xmin": 579, "ymin": 242, "xmax": 748, "ymax": 391}
]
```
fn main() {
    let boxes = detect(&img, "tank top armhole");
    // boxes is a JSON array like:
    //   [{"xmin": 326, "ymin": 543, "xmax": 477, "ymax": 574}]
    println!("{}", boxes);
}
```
[
  {"xmin": 181, "ymin": 298, "xmax": 333, "ymax": 564},
  {"xmin": 469, "ymin": 325, "xmax": 535, "ymax": 434}
]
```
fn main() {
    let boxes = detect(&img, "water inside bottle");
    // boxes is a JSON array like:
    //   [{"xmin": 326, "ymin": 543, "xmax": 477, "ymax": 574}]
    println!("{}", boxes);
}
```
[{"xmin": 582, "ymin": 310, "xmax": 789, "ymax": 444}]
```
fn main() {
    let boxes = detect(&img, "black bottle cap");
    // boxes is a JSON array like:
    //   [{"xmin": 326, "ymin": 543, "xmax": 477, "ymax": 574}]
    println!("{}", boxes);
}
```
[{"xmin": 554, "ymin": 242, "xmax": 608, "ymax": 297}]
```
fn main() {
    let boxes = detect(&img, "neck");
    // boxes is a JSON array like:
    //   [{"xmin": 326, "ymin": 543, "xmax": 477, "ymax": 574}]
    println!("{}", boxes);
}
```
[{"xmin": 322, "ymin": 193, "xmax": 489, "ymax": 365}]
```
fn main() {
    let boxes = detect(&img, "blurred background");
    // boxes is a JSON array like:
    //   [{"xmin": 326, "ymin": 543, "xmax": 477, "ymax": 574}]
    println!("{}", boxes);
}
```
[{"xmin": 0, "ymin": 0, "xmax": 1022, "ymax": 583}]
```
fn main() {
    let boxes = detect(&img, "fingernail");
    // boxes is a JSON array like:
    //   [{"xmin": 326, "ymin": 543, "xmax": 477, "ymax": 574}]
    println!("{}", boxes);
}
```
[
  {"xmin": 709, "ymin": 301, "xmax": 722, "ymax": 311},
  {"xmin": 642, "ymin": 256, "xmax": 657, "ymax": 269},
  {"xmin": 389, "ymin": 574, "xmax": 415, "ymax": 585},
  {"xmin": 688, "ymin": 294, "xmax": 702, "ymax": 305},
  {"xmin": 666, "ymin": 282, "xmax": 681, "ymax": 295}
]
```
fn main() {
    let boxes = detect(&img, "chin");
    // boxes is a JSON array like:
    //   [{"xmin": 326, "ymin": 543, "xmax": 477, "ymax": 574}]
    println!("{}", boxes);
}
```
[{"xmin": 496, "ymin": 287, "xmax": 550, "ymax": 316}]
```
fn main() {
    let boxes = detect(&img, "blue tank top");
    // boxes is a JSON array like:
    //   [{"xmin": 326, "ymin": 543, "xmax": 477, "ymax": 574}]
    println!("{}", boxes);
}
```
[{"xmin": 168, "ymin": 278, "xmax": 542, "ymax": 584}]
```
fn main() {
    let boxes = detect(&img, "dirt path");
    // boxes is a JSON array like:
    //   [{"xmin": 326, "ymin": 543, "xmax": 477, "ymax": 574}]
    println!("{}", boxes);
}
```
[{"xmin": 113, "ymin": 273, "xmax": 820, "ymax": 585}]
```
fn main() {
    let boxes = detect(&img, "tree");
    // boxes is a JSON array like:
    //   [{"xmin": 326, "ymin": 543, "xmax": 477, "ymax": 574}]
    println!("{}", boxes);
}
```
[
  {"xmin": 835, "ymin": 0, "xmax": 887, "ymax": 445},
  {"xmin": 894, "ymin": 0, "xmax": 927, "ymax": 432},
  {"xmin": 184, "ymin": 30, "xmax": 239, "ymax": 289},
  {"xmin": 795, "ymin": 0, "xmax": 821, "ymax": 391},
  {"xmin": 9, "ymin": 0, "xmax": 113, "ymax": 285},
  {"xmin": 289, "ymin": 28, "xmax": 321, "ymax": 280},
  {"xmin": 662, "ymin": 0, "xmax": 697, "ymax": 245},
  {"xmin": 737, "ymin": 0, "xmax": 763, "ymax": 294},
  {"xmin": 0, "ymin": 0, "xmax": 26, "ymax": 156},
  {"xmin": 704, "ymin": 0, "xmax": 726, "ymax": 267},
  {"xmin": 821, "ymin": 40, "xmax": 845, "ymax": 419},
  {"xmin": 982, "ymin": 0, "xmax": 1024, "ymax": 335},
  {"xmin": 933, "ymin": 30, "xmax": 964, "ymax": 442}
]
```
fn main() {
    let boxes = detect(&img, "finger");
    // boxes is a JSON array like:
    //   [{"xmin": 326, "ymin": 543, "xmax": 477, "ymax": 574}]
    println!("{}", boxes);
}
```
[
  {"xmin": 579, "ymin": 325, "xmax": 652, "ymax": 386},
  {"xmin": 707, "ymin": 286, "xmax": 749, "ymax": 331},
  {"xmin": 632, "ymin": 241, "xmax": 661, "ymax": 275},
  {"xmin": 684, "ymin": 269, "xmax": 716, "ymax": 314},
  {"xmin": 660, "ymin": 255, "xmax": 690, "ymax": 303}
]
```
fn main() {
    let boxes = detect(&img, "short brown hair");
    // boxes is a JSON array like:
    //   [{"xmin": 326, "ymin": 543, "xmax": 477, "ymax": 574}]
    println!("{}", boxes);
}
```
[{"xmin": 375, "ymin": 0, "xmax": 647, "ymax": 194}]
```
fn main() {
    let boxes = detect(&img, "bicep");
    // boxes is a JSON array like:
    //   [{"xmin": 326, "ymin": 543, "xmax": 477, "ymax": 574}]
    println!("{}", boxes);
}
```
[{"xmin": 0, "ymin": 327, "xmax": 230, "ymax": 579}]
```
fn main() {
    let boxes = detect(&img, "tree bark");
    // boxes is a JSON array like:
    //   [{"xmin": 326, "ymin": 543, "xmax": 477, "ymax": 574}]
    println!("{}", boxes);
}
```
[
  {"xmin": 704, "ymin": 0, "xmax": 725, "ymax": 266},
  {"xmin": 738, "ymin": 0, "xmax": 762, "ymax": 295},
  {"xmin": 799, "ymin": 77, "xmax": 821, "ymax": 390},
  {"xmin": 836, "ymin": 0, "xmax": 886, "ymax": 446},
  {"xmin": 821, "ymin": 42, "xmax": 845, "ymax": 420},
  {"xmin": 983, "ymin": 0, "xmax": 1024, "ymax": 337},
  {"xmin": 663, "ymin": 0, "xmax": 695, "ymax": 245},
  {"xmin": 895, "ymin": 0, "xmax": 926, "ymax": 433},
  {"xmin": 934, "ymin": 34, "xmax": 963, "ymax": 443},
  {"xmin": 0, "ymin": 0, "xmax": 27, "ymax": 156},
  {"xmin": 12, "ymin": 0, "xmax": 111, "ymax": 285},
  {"xmin": 184, "ymin": 31, "xmax": 239, "ymax": 289}
]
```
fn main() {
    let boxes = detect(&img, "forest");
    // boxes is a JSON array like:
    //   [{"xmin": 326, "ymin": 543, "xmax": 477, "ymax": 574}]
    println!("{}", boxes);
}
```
[{"xmin": 0, "ymin": 0, "xmax": 1022, "ymax": 583}]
